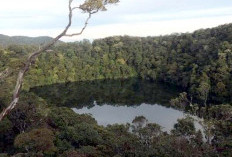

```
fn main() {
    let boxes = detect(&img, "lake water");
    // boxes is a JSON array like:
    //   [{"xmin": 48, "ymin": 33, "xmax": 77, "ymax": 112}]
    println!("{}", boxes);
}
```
[
  {"xmin": 31, "ymin": 78, "xmax": 197, "ymax": 132},
  {"xmin": 73, "ymin": 102, "xmax": 189, "ymax": 132}
]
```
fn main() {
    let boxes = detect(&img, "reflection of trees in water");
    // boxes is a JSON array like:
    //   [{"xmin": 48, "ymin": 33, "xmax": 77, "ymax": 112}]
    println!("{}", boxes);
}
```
[{"xmin": 30, "ymin": 78, "xmax": 181, "ymax": 108}]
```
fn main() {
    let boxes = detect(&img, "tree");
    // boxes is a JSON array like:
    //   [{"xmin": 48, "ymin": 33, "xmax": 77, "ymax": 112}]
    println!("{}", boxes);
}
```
[
  {"xmin": 199, "ymin": 120, "xmax": 214, "ymax": 144},
  {"xmin": 0, "ymin": 0, "xmax": 119, "ymax": 121},
  {"xmin": 14, "ymin": 128, "xmax": 57, "ymax": 155},
  {"xmin": 132, "ymin": 116, "xmax": 148, "ymax": 132},
  {"xmin": 197, "ymin": 71, "xmax": 211, "ymax": 107},
  {"xmin": 171, "ymin": 116, "xmax": 196, "ymax": 138}
]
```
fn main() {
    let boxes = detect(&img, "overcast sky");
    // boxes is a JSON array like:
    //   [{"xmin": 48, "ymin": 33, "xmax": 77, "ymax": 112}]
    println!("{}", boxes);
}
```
[{"xmin": 0, "ymin": 0, "xmax": 232, "ymax": 41}]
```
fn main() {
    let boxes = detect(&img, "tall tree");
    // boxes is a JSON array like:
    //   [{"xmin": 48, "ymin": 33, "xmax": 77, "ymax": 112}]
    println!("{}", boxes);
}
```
[{"xmin": 0, "ymin": 0, "xmax": 119, "ymax": 121}]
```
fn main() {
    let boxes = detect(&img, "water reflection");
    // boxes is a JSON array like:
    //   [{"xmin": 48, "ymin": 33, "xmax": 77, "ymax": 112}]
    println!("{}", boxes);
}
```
[
  {"xmin": 73, "ymin": 103, "xmax": 187, "ymax": 132},
  {"xmin": 30, "ymin": 78, "xmax": 180, "ymax": 108},
  {"xmin": 31, "ymin": 78, "xmax": 186, "ymax": 131}
]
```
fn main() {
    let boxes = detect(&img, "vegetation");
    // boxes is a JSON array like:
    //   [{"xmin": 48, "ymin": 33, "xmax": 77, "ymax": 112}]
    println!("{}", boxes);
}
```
[
  {"xmin": 2, "ymin": 23, "xmax": 231, "ymax": 105},
  {"xmin": 0, "ymin": 23, "xmax": 232, "ymax": 156},
  {"xmin": 1, "ymin": 103, "xmax": 230, "ymax": 156},
  {"xmin": 0, "ymin": 0, "xmax": 119, "ymax": 121},
  {"xmin": 0, "ymin": 34, "xmax": 64, "ymax": 47}
]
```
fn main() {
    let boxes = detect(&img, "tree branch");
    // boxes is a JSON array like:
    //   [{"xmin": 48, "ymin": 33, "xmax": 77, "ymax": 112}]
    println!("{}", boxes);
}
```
[
  {"xmin": 64, "ymin": 9, "xmax": 99, "ymax": 37},
  {"xmin": 0, "ymin": 0, "xmax": 118, "ymax": 121},
  {"xmin": 64, "ymin": 13, "xmax": 92, "ymax": 37},
  {"xmin": 0, "ymin": 0, "xmax": 85, "ymax": 121},
  {"xmin": 72, "ymin": 6, "xmax": 80, "ymax": 11}
]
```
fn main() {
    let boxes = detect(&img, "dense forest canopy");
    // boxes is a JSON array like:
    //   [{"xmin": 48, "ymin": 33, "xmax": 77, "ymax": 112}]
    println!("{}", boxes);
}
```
[
  {"xmin": 2, "ymin": 23, "xmax": 232, "ymax": 104},
  {"xmin": 0, "ymin": 23, "xmax": 232, "ymax": 156}
]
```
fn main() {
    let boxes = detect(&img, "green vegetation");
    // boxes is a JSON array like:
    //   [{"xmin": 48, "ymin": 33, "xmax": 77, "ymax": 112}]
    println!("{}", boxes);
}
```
[
  {"xmin": 1, "ymin": 103, "xmax": 230, "ymax": 156},
  {"xmin": 4, "ymin": 23, "xmax": 231, "ymax": 105},
  {"xmin": 0, "ymin": 24, "xmax": 232, "ymax": 156},
  {"xmin": 0, "ymin": 34, "xmax": 64, "ymax": 47}
]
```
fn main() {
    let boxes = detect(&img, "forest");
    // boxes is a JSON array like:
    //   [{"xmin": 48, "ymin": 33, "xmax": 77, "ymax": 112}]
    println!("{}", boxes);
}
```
[{"xmin": 0, "ymin": 23, "xmax": 232, "ymax": 156}]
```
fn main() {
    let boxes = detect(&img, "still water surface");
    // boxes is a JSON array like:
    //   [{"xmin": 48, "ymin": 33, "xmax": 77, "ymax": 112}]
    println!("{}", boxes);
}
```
[
  {"xmin": 31, "ymin": 78, "xmax": 195, "ymax": 132},
  {"xmin": 73, "ymin": 102, "xmax": 188, "ymax": 132}
]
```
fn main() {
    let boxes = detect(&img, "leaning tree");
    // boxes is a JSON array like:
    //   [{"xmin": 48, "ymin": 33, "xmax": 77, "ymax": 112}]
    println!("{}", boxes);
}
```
[{"xmin": 0, "ymin": 0, "xmax": 119, "ymax": 121}]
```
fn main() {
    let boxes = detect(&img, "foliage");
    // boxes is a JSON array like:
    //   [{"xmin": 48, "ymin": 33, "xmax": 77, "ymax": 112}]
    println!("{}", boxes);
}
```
[
  {"xmin": 0, "ymin": 34, "xmax": 63, "ymax": 47},
  {"xmin": 171, "ymin": 116, "xmax": 196, "ymax": 137},
  {"xmin": 1, "ymin": 24, "xmax": 232, "ymax": 105},
  {"xmin": 1, "ymin": 24, "xmax": 232, "ymax": 156},
  {"xmin": 14, "ymin": 128, "xmax": 57, "ymax": 155}
]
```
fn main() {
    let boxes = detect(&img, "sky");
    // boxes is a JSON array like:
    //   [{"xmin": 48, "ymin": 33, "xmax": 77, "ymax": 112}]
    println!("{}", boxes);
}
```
[{"xmin": 0, "ymin": 0, "xmax": 232, "ymax": 42}]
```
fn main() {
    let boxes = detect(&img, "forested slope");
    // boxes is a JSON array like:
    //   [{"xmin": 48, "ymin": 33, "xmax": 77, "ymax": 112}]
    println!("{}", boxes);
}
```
[
  {"xmin": 1, "ymin": 24, "xmax": 232, "ymax": 106},
  {"xmin": 0, "ymin": 34, "xmax": 63, "ymax": 47},
  {"xmin": 0, "ymin": 24, "xmax": 232, "ymax": 157},
  {"xmin": 24, "ymin": 23, "xmax": 232, "ymax": 105}
]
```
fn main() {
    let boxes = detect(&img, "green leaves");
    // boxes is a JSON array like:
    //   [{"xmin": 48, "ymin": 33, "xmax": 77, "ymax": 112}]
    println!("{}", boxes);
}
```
[
  {"xmin": 171, "ymin": 116, "xmax": 196, "ymax": 137},
  {"xmin": 14, "ymin": 128, "xmax": 57, "ymax": 155},
  {"xmin": 80, "ymin": 0, "xmax": 119, "ymax": 13}
]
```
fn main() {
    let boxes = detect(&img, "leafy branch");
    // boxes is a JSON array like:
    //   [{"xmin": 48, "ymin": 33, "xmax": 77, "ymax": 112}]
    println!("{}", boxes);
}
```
[{"xmin": 0, "ymin": 0, "xmax": 119, "ymax": 121}]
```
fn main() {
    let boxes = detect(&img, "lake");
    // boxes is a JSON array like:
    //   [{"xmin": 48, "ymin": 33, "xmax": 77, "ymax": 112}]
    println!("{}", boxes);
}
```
[{"xmin": 31, "ymin": 78, "xmax": 196, "ymax": 132}]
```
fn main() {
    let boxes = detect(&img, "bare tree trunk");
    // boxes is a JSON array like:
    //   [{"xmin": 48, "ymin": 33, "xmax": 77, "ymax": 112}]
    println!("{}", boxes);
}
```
[{"xmin": 0, "ymin": 0, "xmax": 100, "ymax": 121}]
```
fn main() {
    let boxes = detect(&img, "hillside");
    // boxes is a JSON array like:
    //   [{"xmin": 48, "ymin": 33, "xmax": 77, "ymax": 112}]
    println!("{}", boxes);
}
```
[
  {"xmin": 0, "ymin": 23, "xmax": 232, "ymax": 156},
  {"xmin": 0, "ymin": 34, "xmax": 64, "ymax": 47},
  {"xmin": 1, "ymin": 23, "xmax": 232, "ymax": 104}
]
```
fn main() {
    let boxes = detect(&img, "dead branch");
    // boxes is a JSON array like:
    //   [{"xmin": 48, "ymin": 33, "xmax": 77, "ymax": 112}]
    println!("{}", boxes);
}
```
[
  {"xmin": 64, "ymin": 12, "xmax": 92, "ymax": 37},
  {"xmin": 0, "ymin": 0, "xmax": 116, "ymax": 121}
]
